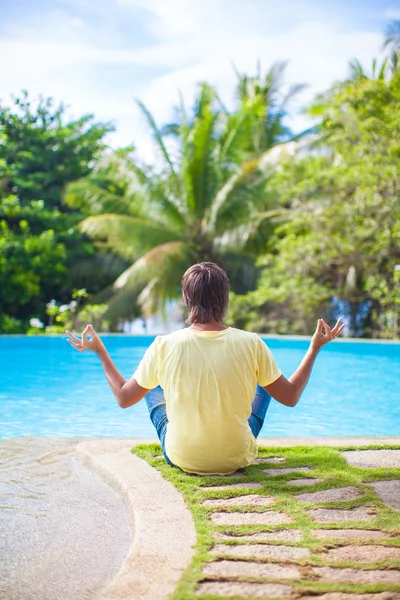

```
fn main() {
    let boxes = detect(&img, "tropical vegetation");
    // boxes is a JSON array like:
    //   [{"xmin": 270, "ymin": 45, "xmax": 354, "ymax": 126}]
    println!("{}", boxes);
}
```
[{"xmin": 0, "ymin": 24, "xmax": 399, "ymax": 338}]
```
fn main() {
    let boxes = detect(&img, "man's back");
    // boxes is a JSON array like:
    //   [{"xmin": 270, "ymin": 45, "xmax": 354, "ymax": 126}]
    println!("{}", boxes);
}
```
[{"xmin": 134, "ymin": 327, "xmax": 281, "ymax": 474}]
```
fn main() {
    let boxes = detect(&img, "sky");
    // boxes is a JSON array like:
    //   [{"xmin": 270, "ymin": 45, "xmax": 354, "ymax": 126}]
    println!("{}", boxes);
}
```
[{"xmin": 1, "ymin": 0, "xmax": 399, "ymax": 162}]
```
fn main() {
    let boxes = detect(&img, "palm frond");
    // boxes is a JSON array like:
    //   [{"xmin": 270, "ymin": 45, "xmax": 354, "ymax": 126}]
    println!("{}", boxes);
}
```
[
  {"xmin": 110, "ymin": 241, "xmax": 194, "ymax": 318},
  {"xmin": 80, "ymin": 214, "xmax": 177, "ymax": 260},
  {"xmin": 185, "ymin": 97, "xmax": 217, "ymax": 217},
  {"xmin": 218, "ymin": 95, "xmax": 264, "ymax": 164},
  {"xmin": 136, "ymin": 99, "xmax": 177, "ymax": 176},
  {"xmin": 212, "ymin": 223, "xmax": 257, "ymax": 251},
  {"xmin": 384, "ymin": 20, "xmax": 400, "ymax": 51},
  {"xmin": 207, "ymin": 143, "xmax": 286, "ymax": 232},
  {"xmin": 69, "ymin": 252, "xmax": 130, "ymax": 292},
  {"xmin": 66, "ymin": 179, "xmax": 137, "ymax": 215}
]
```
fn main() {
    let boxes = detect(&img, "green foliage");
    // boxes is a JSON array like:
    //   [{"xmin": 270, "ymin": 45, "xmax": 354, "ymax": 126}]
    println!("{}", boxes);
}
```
[
  {"xmin": 27, "ymin": 288, "xmax": 110, "ymax": 335},
  {"xmin": 0, "ymin": 93, "xmax": 114, "ymax": 332},
  {"xmin": 66, "ymin": 72, "xmax": 297, "ymax": 321},
  {"xmin": 1, "ymin": 48, "xmax": 399, "ymax": 337},
  {"xmin": 75, "ymin": 302, "xmax": 109, "ymax": 330},
  {"xmin": 232, "ymin": 70, "xmax": 400, "ymax": 338},
  {"xmin": 0, "ymin": 91, "xmax": 111, "ymax": 208},
  {"xmin": 0, "ymin": 200, "xmax": 67, "ymax": 330}
]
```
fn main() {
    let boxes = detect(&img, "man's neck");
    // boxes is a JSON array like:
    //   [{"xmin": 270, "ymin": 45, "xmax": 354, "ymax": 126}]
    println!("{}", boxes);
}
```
[{"xmin": 189, "ymin": 320, "xmax": 228, "ymax": 332}]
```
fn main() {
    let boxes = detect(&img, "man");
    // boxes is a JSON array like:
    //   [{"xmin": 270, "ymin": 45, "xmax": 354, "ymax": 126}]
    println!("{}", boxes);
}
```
[{"xmin": 66, "ymin": 262, "xmax": 343, "ymax": 475}]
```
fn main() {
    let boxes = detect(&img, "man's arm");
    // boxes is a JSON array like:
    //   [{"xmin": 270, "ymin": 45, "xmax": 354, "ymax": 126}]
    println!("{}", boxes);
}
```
[
  {"xmin": 265, "ymin": 318, "xmax": 344, "ymax": 408},
  {"xmin": 66, "ymin": 325, "xmax": 149, "ymax": 408},
  {"xmin": 96, "ymin": 345, "xmax": 149, "ymax": 408}
]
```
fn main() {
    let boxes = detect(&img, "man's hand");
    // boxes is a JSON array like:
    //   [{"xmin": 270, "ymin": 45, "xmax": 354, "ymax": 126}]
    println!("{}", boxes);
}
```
[
  {"xmin": 66, "ymin": 324, "xmax": 105, "ymax": 355},
  {"xmin": 266, "ymin": 316, "xmax": 345, "ymax": 408},
  {"xmin": 311, "ymin": 317, "xmax": 345, "ymax": 351}
]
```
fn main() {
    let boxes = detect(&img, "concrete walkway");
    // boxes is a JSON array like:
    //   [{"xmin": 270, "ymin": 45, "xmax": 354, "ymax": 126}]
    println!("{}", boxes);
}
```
[{"xmin": 75, "ymin": 440, "xmax": 196, "ymax": 600}]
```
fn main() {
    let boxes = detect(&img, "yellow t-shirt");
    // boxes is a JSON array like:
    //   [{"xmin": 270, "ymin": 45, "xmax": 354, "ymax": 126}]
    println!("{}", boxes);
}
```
[{"xmin": 133, "ymin": 327, "xmax": 281, "ymax": 475}]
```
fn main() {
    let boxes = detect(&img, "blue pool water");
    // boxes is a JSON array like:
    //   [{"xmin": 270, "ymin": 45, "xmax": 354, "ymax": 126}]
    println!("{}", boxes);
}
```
[{"xmin": 0, "ymin": 335, "xmax": 399, "ymax": 438}]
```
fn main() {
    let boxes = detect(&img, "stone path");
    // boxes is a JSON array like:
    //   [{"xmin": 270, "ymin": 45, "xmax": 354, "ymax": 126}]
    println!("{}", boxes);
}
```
[
  {"xmin": 203, "ymin": 560, "xmax": 300, "ymax": 579},
  {"xmin": 371, "ymin": 480, "xmax": 400, "ymax": 510},
  {"xmin": 262, "ymin": 466, "xmax": 312, "ymax": 476},
  {"xmin": 296, "ymin": 486, "xmax": 361, "ymax": 503},
  {"xmin": 313, "ymin": 528, "xmax": 387, "ymax": 540},
  {"xmin": 211, "ymin": 543, "xmax": 310, "ymax": 560},
  {"xmin": 197, "ymin": 581, "xmax": 292, "ymax": 598},
  {"xmin": 214, "ymin": 530, "xmax": 302, "ymax": 542},
  {"xmin": 312, "ymin": 567, "xmax": 400, "ymax": 583},
  {"xmin": 287, "ymin": 477, "xmax": 324, "ymax": 486},
  {"xmin": 324, "ymin": 545, "xmax": 400, "ymax": 563},
  {"xmin": 203, "ymin": 495, "xmax": 275, "ymax": 507},
  {"xmin": 300, "ymin": 594, "xmax": 400, "ymax": 600},
  {"xmin": 211, "ymin": 510, "xmax": 293, "ymax": 526},
  {"xmin": 196, "ymin": 450, "xmax": 400, "ymax": 599},
  {"xmin": 342, "ymin": 449, "xmax": 400, "ymax": 469},
  {"xmin": 308, "ymin": 506, "xmax": 376, "ymax": 522}
]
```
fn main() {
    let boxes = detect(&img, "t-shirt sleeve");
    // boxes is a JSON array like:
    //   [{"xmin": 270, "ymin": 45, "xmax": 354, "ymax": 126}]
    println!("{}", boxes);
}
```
[
  {"xmin": 132, "ymin": 337, "xmax": 160, "ymax": 390},
  {"xmin": 255, "ymin": 335, "xmax": 281, "ymax": 386}
]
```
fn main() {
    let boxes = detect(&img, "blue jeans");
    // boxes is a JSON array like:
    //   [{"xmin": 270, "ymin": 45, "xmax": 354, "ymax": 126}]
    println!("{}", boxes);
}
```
[{"xmin": 144, "ymin": 385, "xmax": 272, "ymax": 467}]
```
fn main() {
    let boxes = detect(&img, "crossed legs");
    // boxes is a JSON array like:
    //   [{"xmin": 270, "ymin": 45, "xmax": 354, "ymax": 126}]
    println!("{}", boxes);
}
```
[{"xmin": 144, "ymin": 384, "xmax": 272, "ymax": 466}]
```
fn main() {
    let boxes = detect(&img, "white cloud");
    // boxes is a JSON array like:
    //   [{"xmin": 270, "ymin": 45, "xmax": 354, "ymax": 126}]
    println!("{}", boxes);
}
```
[{"xmin": 0, "ymin": 0, "xmax": 388, "ymax": 162}]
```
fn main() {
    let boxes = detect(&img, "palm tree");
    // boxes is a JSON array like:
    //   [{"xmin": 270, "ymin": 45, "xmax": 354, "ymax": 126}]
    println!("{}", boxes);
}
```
[
  {"xmin": 234, "ymin": 61, "xmax": 307, "ymax": 155},
  {"xmin": 384, "ymin": 21, "xmax": 400, "ymax": 73},
  {"xmin": 384, "ymin": 20, "xmax": 400, "ymax": 52},
  {"xmin": 348, "ymin": 58, "xmax": 389, "ymax": 81},
  {"xmin": 66, "ymin": 81, "xmax": 297, "ymax": 323}
]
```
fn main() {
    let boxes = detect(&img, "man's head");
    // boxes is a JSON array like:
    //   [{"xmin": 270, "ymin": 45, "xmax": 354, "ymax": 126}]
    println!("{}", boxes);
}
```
[{"xmin": 181, "ymin": 262, "xmax": 230, "ymax": 324}]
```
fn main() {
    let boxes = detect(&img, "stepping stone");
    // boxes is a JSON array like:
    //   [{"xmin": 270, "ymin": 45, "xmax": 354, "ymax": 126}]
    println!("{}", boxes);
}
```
[
  {"xmin": 342, "ymin": 450, "xmax": 400, "ymax": 469},
  {"xmin": 299, "ymin": 593, "xmax": 400, "ymax": 600},
  {"xmin": 313, "ymin": 566, "xmax": 400, "ymax": 583},
  {"xmin": 324, "ymin": 544, "xmax": 400, "ymax": 563},
  {"xmin": 253, "ymin": 457, "xmax": 286, "ymax": 464},
  {"xmin": 287, "ymin": 478, "xmax": 324, "ymax": 486},
  {"xmin": 370, "ymin": 480, "xmax": 400, "ymax": 510},
  {"xmin": 309, "ymin": 506, "xmax": 375, "ymax": 523},
  {"xmin": 201, "ymin": 482, "xmax": 262, "ymax": 491},
  {"xmin": 196, "ymin": 581, "xmax": 292, "ymax": 597},
  {"xmin": 314, "ymin": 529, "xmax": 386, "ymax": 540},
  {"xmin": 203, "ymin": 495, "xmax": 275, "ymax": 508},
  {"xmin": 211, "ymin": 543, "xmax": 310, "ymax": 560},
  {"xmin": 263, "ymin": 466, "xmax": 311, "ymax": 476},
  {"xmin": 211, "ymin": 511, "xmax": 292, "ymax": 526},
  {"xmin": 296, "ymin": 486, "xmax": 361, "ymax": 504},
  {"xmin": 214, "ymin": 529, "xmax": 302, "ymax": 542},
  {"xmin": 203, "ymin": 559, "xmax": 300, "ymax": 579}
]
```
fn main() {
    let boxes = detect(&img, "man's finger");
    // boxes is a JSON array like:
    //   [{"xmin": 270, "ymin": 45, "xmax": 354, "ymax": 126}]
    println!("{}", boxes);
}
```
[
  {"xmin": 67, "ymin": 337, "xmax": 82, "ymax": 348},
  {"xmin": 331, "ymin": 317, "xmax": 343, "ymax": 335},
  {"xmin": 67, "ymin": 338, "xmax": 84, "ymax": 350},
  {"xmin": 320, "ymin": 319, "xmax": 331, "ymax": 337},
  {"xmin": 66, "ymin": 330, "xmax": 81, "ymax": 344},
  {"xmin": 316, "ymin": 319, "xmax": 323, "ymax": 334},
  {"xmin": 81, "ymin": 324, "xmax": 90, "ymax": 346},
  {"xmin": 332, "ymin": 323, "xmax": 344, "ymax": 336},
  {"xmin": 336, "ymin": 324, "xmax": 345, "ymax": 336}
]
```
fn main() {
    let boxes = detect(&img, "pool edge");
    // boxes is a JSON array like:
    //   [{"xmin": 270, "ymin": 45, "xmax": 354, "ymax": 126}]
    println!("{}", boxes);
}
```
[{"xmin": 75, "ymin": 439, "xmax": 196, "ymax": 600}]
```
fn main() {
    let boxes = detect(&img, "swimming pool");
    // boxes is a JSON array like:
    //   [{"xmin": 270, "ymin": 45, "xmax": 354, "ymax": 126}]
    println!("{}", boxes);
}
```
[{"xmin": 0, "ymin": 335, "xmax": 399, "ymax": 438}]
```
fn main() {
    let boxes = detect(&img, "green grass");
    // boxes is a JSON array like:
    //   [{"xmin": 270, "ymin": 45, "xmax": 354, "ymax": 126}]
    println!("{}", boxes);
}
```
[{"xmin": 133, "ymin": 444, "xmax": 400, "ymax": 600}]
